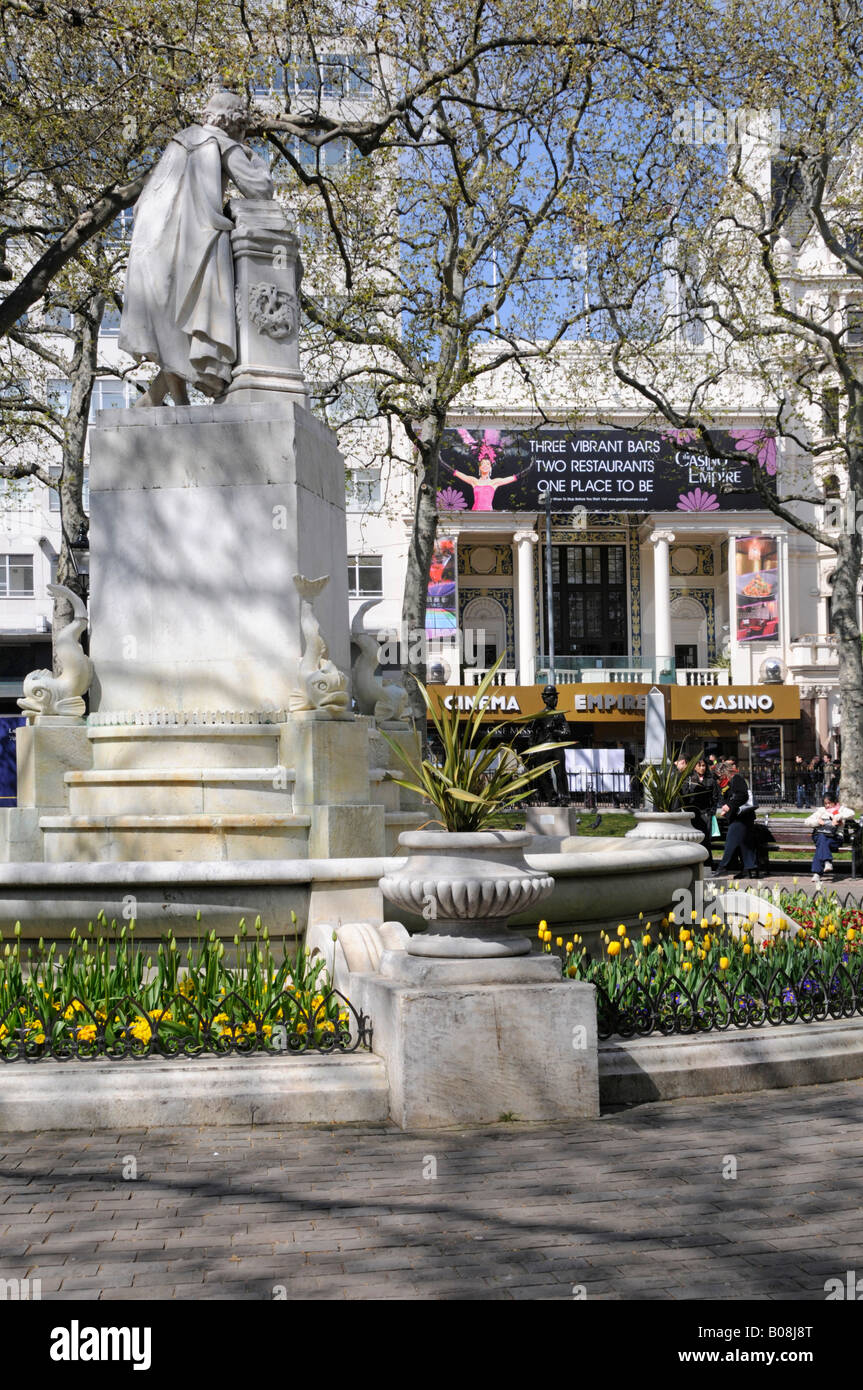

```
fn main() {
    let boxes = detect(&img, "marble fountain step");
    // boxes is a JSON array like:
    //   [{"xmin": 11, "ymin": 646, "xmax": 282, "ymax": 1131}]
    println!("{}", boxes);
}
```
[
  {"xmin": 87, "ymin": 723, "xmax": 284, "ymax": 771},
  {"xmin": 38, "ymin": 811, "xmax": 312, "ymax": 863},
  {"xmin": 65, "ymin": 766, "xmax": 296, "ymax": 816}
]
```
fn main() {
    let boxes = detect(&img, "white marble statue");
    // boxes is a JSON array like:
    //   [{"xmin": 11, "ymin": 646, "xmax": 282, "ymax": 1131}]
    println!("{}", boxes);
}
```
[
  {"xmin": 350, "ymin": 600, "xmax": 409, "ymax": 723},
  {"xmin": 18, "ymin": 584, "xmax": 93, "ymax": 719},
  {"xmin": 290, "ymin": 576, "xmax": 350, "ymax": 717},
  {"xmin": 118, "ymin": 90, "xmax": 274, "ymax": 407}
]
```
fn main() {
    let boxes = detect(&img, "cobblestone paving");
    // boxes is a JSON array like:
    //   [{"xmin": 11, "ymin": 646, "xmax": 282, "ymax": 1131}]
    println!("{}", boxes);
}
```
[{"xmin": 2, "ymin": 1079, "xmax": 862, "ymax": 1300}]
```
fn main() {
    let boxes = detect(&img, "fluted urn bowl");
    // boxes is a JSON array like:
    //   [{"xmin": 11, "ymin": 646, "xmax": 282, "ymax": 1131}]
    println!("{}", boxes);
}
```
[
  {"xmin": 379, "ymin": 829, "xmax": 554, "ymax": 958},
  {"xmin": 624, "ymin": 810, "xmax": 704, "ymax": 844}
]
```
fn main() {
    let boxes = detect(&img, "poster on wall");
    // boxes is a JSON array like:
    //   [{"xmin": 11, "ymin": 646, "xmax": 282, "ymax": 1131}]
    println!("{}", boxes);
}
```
[
  {"xmin": 425, "ymin": 535, "xmax": 457, "ymax": 640},
  {"xmin": 436, "ymin": 426, "xmax": 777, "ymax": 514},
  {"xmin": 735, "ymin": 536, "xmax": 779, "ymax": 643}
]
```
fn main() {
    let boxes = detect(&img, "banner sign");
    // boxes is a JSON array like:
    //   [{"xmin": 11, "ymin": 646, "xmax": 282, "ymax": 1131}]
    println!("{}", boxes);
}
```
[
  {"xmin": 437, "ymin": 426, "xmax": 777, "ymax": 514},
  {"xmin": 735, "ymin": 535, "xmax": 779, "ymax": 643},
  {"xmin": 424, "ymin": 535, "xmax": 457, "ymax": 639}
]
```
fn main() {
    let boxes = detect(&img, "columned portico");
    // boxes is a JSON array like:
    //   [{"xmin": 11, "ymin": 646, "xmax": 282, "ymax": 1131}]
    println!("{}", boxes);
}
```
[
  {"xmin": 650, "ymin": 529, "xmax": 675, "ymax": 676},
  {"xmin": 514, "ymin": 529, "xmax": 539, "ymax": 683}
]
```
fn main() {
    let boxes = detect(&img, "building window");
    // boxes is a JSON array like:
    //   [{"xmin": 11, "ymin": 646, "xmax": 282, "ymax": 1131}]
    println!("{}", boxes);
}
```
[
  {"xmin": 100, "ymin": 304, "xmax": 122, "ymax": 336},
  {"xmin": 48, "ymin": 466, "xmax": 89, "ymax": 514},
  {"xmin": 43, "ymin": 305, "xmax": 73, "ymax": 331},
  {"xmin": 288, "ymin": 53, "xmax": 373, "ymax": 98},
  {"xmin": 545, "ymin": 543, "xmax": 628, "ymax": 657},
  {"xmin": 90, "ymin": 377, "xmax": 133, "ymax": 416},
  {"xmin": 347, "ymin": 554, "xmax": 383, "ymax": 597},
  {"xmin": 0, "ymin": 553, "xmax": 34, "ymax": 597},
  {"xmin": 846, "ymin": 303, "xmax": 863, "ymax": 346},
  {"xmin": 108, "ymin": 208, "xmax": 134, "ymax": 242},
  {"xmin": 0, "ymin": 377, "xmax": 30, "ymax": 402},
  {"xmin": 346, "ymin": 468, "xmax": 382, "ymax": 509},
  {"xmin": 47, "ymin": 378, "xmax": 71, "ymax": 415}
]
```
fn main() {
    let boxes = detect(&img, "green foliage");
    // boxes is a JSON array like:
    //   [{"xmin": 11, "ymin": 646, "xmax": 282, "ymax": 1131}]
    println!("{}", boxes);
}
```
[
  {"xmin": 638, "ymin": 745, "xmax": 702, "ymax": 813},
  {"xmin": 381, "ymin": 658, "xmax": 569, "ymax": 832},
  {"xmin": 561, "ymin": 890, "xmax": 863, "ymax": 1031},
  {"xmin": 0, "ymin": 912, "xmax": 351, "ymax": 1053}
]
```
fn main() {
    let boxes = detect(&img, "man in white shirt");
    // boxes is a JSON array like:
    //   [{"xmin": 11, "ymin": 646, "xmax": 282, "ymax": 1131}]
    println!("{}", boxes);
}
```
[{"xmin": 805, "ymin": 795, "xmax": 857, "ymax": 880}]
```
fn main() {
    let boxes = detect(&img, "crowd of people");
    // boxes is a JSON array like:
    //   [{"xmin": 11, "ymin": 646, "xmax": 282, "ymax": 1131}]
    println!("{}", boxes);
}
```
[
  {"xmin": 673, "ymin": 752, "xmax": 856, "ymax": 880},
  {"xmin": 792, "ymin": 754, "xmax": 841, "ymax": 808}
]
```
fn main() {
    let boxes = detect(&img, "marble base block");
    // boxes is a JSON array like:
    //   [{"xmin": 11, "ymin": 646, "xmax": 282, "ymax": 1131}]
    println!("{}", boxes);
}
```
[
  {"xmin": 88, "ymin": 399, "xmax": 349, "ymax": 712},
  {"xmin": 353, "ymin": 954, "xmax": 599, "ymax": 1128}
]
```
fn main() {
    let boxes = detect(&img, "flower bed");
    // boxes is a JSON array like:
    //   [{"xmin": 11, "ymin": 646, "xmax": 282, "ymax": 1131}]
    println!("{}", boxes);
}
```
[
  {"xmin": 0, "ymin": 913, "xmax": 369, "ymax": 1059},
  {"xmin": 538, "ymin": 890, "xmax": 863, "ymax": 1038}
]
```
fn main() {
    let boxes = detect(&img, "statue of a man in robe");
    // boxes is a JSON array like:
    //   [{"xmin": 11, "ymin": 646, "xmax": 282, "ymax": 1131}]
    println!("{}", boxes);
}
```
[{"xmin": 118, "ymin": 90, "xmax": 275, "ymax": 406}]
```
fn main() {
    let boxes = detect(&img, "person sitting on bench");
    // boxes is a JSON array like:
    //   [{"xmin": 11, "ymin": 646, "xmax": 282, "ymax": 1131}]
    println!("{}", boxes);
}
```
[{"xmin": 805, "ymin": 795, "xmax": 857, "ymax": 881}]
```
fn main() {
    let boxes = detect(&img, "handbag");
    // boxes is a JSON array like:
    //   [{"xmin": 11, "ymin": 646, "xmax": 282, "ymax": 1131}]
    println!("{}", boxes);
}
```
[{"xmin": 709, "ymin": 814, "xmax": 719, "ymax": 839}]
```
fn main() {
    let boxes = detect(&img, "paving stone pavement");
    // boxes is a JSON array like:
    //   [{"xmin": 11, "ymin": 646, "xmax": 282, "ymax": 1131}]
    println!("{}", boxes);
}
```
[{"xmin": 1, "ymin": 1078, "xmax": 862, "ymax": 1301}]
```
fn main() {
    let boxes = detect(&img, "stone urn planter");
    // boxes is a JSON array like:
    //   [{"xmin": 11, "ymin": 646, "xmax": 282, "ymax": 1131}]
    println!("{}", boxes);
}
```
[
  {"xmin": 380, "ymin": 829, "xmax": 554, "ymax": 958},
  {"xmin": 625, "ymin": 810, "xmax": 704, "ymax": 844}
]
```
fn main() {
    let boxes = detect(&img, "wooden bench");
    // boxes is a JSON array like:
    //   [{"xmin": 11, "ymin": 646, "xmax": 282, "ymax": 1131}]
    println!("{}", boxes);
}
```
[{"xmin": 758, "ymin": 815, "xmax": 863, "ymax": 876}]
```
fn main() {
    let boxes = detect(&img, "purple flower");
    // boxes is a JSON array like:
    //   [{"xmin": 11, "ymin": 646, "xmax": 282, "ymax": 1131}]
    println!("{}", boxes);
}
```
[
  {"xmin": 437, "ymin": 487, "xmax": 467, "ymax": 511},
  {"xmin": 732, "ymin": 429, "xmax": 777, "ymax": 476},
  {"xmin": 677, "ymin": 488, "xmax": 720, "ymax": 511}
]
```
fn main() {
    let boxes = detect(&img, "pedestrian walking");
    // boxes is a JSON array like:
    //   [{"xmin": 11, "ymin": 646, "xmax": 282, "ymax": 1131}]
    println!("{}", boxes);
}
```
[
  {"xmin": 711, "ymin": 759, "xmax": 759, "ymax": 877},
  {"xmin": 794, "ymin": 754, "xmax": 811, "ymax": 809},
  {"xmin": 681, "ymin": 755, "xmax": 720, "ymax": 869}
]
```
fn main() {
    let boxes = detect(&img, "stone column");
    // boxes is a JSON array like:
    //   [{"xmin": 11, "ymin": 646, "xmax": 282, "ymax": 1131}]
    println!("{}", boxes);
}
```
[
  {"xmin": 514, "ymin": 530, "xmax": 539, "ymax": 683},
  {"xmin": 225, "ymin": 198, "xmax": 308, "ymax": 406},
  {"xmin": 650, "ymin": 530, "xmax": 675, "ymax": 679},
  {"xmin": 727, "ymin": 531, "xmax": 742, "ymax": 682}
]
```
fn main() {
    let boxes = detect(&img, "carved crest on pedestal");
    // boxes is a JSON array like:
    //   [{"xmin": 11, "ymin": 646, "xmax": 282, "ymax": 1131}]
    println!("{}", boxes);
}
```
[{"xmin": 241, "ymin": 281, "xmax": 299, "ymax": 341}]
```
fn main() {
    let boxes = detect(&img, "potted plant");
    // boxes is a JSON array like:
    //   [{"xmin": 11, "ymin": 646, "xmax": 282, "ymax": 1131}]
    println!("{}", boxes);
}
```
[
  {"xmin": 378, "ymin": 661, "xmax": 564, "ymax": 958},
  {"xmin": 626, "ymin": 746, "xmax": 705, "ymax": 843}
]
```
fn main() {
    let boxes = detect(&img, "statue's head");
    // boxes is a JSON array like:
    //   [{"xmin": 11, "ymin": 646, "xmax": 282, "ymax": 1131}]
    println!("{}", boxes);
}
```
[
  {"xmin": 203, "ymin": 89, "xmax": 248, "ymax": 139},
  {"xmin": 541, "ymin": 684, "xmax": 558, "ymax": 710}
]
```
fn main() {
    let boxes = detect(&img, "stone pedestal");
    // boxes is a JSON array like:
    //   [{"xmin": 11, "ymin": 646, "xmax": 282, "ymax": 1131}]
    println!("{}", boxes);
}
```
[
  {"xmin": 16, "ymin": 723, "xmax": 91, "ymax": 809},
  {"xmin": 88, "ymin": 399, "xmax": 349, "ymax": 712},
  {"xmin": 352, "ymin": 951, "xmax": 600, "ymax": 1128},
  {"xmin": 525, "ymin": 805, "xmax": 583, "ymax": 838},
  {"xmin": 225, "ymin": 198, "xmax": 307, "ymax": 406}
]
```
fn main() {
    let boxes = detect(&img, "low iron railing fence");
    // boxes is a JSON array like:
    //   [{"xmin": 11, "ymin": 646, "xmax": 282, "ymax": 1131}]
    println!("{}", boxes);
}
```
[
  {"xmin": 0, "ymin": 987, "xmax": 371, "ymax": 1061},
  {"xmin": 595, "ymin": 964, "xmax": 863, "ymax": 1040}
]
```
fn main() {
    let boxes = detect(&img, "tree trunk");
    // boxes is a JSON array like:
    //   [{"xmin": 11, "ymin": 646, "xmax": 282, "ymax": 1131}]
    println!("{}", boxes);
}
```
[
  {"xmin": 401, "ymin": 424, "xmax": 441, "ymax": 722},
  {"xmin": 52, "ymin": 293, "xmax": 101, "ymax": 652},
  {"xmin": 832, "ymin": 517, "xmax": 863, "ymax": 806}
]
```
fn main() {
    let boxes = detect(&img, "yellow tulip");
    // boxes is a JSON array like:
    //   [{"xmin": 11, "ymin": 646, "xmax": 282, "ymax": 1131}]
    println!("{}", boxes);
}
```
[
  {"xmin": 679, "ymin": 928, "xmax": 690, "ymax": 942},
  {"xmin": 556, "ymin": 936, "xmax": 563, "ymax": 947},
  {"xmin": 617, "ymin": 924, "xmax": 626, "ymax": 937},
  {"xmin": 682, "ymin": 961, "xmax": 692, "ymax": 971},
  {"xmin": 566, "ymin": 941, "xmax": 573, "ymax": 953},
  {"xmin": 624, "ymin": 938, "xmax": 631, "ymax": 949},
  {"xmin": 743, "ymin": 943, "xmax": 751, "ymax": 955},
  {"xmin": 719, "ymin": 956, "xmax": 729, "ymax": 970},
  {"xmin": 642, "ymin": 934, "xmax": 652, "ymax": 948},
  {"xmin": 700, "ymin": 917, "xmax": 708, "ymax": 929},
  {"xmin": 819, "ymin": 928, "xmax": 828, "ymax": 940},
  {"xmin": 685, "ymin": 939, "xmax": 694, "ymax": 952},
  {"xmin": 607, "ymin": 941, "xmax": 621, "ymax": 957}
]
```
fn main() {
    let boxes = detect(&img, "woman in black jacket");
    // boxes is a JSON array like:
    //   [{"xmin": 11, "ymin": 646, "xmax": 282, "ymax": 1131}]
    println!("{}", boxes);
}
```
[
  {"xmin": 681, "ymin": 755, "xmax": 719, "ymax": 869},
  {"xmin": 711, "ymin": 759, "xmax": 759, "ymax": 877}
]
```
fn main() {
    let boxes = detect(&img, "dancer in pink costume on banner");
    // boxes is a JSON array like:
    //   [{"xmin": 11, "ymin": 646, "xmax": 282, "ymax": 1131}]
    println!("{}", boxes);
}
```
[{"xmin": 441, "ymin": 428, "xmax": 534, "ymax": 511}]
